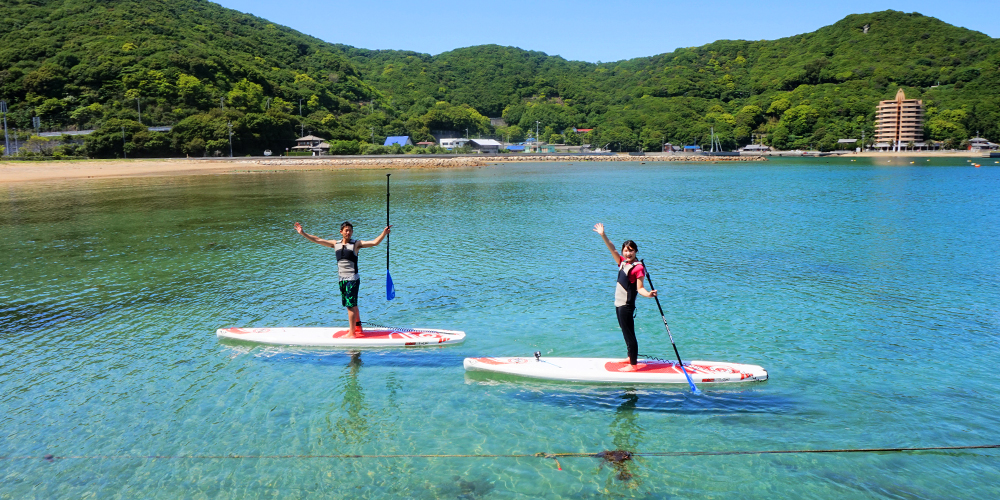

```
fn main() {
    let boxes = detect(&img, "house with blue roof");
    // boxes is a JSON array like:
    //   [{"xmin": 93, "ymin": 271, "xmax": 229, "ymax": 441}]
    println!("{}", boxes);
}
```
[{"xmin": 384, "ymin": 136, "xmax": 413, "ymax": 147}]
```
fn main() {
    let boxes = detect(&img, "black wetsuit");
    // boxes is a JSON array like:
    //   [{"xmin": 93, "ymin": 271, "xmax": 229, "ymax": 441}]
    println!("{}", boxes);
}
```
[{"xmin": 615, "ymin": 260, "xmax": 643, "ymax": 365}]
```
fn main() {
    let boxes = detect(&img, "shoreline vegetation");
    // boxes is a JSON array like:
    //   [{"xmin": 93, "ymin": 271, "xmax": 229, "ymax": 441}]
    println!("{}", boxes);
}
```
[{"xmin": 0, "ymin": 150, "xmax": 989, "ymax": 184}]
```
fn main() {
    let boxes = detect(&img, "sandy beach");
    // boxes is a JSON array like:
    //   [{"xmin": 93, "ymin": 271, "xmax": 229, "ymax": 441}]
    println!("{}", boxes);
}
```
[
  {"xmin": 0, "ymin": 155, "xmax": 757, "ymax": 184},
  {"xmin": 0, "ymin": 151, "xmax": 991, "ymax": 184},
  {"xmin": 815, "ymin": 150, "xmax": 987, "ymax": 158},
  {"xmin": 0, "ymin": 157, "xmax": 492, "ymax": 184}
]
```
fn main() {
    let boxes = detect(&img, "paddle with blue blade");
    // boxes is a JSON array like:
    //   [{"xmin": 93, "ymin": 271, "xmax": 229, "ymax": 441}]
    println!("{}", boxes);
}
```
[
  {"xmin": 640, "ymin": 259, "xmax": 701, "ymax": 394},
  {"xmin": 385, "ymin": 174, "xmax": 395, "ymax": 300}
]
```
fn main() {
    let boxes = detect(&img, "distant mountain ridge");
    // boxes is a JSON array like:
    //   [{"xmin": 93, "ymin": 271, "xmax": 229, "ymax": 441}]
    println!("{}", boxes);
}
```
[{"xmin": 0, "ymin": 1, "xmax": 996, "ymax": 157}]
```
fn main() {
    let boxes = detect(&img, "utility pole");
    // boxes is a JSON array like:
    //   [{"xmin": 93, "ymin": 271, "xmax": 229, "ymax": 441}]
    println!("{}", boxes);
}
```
[
  {"xmin": 228, "ymin": 121, "xmax": 233, "ymax": 157},
  {"xmin": 220, "ymin": 97, "xmax": 224, "ymax": 110},
  {"xmin": 136, "ymin": 97, "xmax": 141, "ymax": 124},
  {"xmin": 299, "ymin": 99, "xmax": 304, "ymax": 137},
  {"xmin": 0, "ymin": 100, "xmax": 8, "ymax": 156}
]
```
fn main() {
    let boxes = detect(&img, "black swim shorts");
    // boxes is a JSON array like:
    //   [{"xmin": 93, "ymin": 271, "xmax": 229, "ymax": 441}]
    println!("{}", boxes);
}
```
[{"xmin": 338, "ymin": 279, "xmax": 360, "ymax": 308}]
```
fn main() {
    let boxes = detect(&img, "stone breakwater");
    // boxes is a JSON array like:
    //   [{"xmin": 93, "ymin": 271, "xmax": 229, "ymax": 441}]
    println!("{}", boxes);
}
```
[
  {"xmin": 237, "ymin": 154, "xmax": 766, "ymax": 169},
  {"xmin": 479, "ymin": 154, "xmax": 767, "ymax": 162},
  {"xmin": 238, "ymin": 157, "xmax": 487, "ymax": 168}
]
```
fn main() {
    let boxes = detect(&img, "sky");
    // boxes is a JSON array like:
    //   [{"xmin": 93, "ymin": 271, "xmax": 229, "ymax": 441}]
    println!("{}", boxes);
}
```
[{"xmin": 212, "ymin": 0, "xmax": 999, "ymax": 63}]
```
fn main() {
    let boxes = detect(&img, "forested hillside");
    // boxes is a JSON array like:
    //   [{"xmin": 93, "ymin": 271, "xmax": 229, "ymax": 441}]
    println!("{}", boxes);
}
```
[
  {"xmin": 347, "ymin": 11, "xmax": 999, "ymax": 151},
  {"xmin": 0, "ymin": 1, "xmax": 997, "ymax": 157},
  {"xmin": 0, "ymin": 0, "xmax": 378, "ymax": 157}
]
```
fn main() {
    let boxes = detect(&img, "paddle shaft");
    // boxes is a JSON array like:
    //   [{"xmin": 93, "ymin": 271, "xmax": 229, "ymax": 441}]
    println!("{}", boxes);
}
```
[
  {"xmin": 386, "ymin": 174, "xmax": 390, "ymax": 269},
  {"xmin": 384, "ymin": 174, "xmax": 396, "ymax": 300},
  {"xmin": 640, "ymin": 259, "xmax": 700, "ymax": 394}
]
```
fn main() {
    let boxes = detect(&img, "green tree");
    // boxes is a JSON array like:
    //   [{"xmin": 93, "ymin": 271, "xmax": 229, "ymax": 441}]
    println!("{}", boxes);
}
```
[
  {"xmin": 84, "ymin": 119, "xmax": 155, "ymax": 158},
  {"xmin": 563, "ymin": 129, "xmax": 582, "ymax": 146},
  {"xmin": 496, "ymin": 124, "xmax": 524, "ymax": 142},
  {"xmin": 601, "ymin": 126, "xmax": 637, "ymax": 151},
  {"xmin": 227, "ymin": 79, "xmax": 266, "ymax": 112},
  {"xmin": 781, "ymin": 105, "xmax": 819, "ymax": 136},
  {"xmin": 417, "ymin": 102, "xmax": 490, "ymax": 134},
  {"xmin": 925, "ymin": 108, "xmax": 968, "ymax": 144}
]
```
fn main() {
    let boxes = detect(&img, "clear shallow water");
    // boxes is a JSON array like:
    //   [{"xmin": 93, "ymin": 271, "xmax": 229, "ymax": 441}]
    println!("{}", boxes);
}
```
[{"xmin": 2, "ymin": 158, "xmax": 999, "ymax": 498}]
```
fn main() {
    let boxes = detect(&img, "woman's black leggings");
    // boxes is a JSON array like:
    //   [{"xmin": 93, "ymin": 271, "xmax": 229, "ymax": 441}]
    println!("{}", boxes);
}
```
[{"xmin": 616, "ymin": 305, "xmax": 638, "ymax": 365}]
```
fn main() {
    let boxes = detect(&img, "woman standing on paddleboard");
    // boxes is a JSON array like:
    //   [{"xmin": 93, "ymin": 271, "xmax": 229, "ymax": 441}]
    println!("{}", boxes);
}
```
[
  {"xmin": 294, "ymin": 221, "xmax": 391, "ymax": 338},
  {"xmin": 594, "ymin": 223, "xmax": 657, "ymax": 372}
]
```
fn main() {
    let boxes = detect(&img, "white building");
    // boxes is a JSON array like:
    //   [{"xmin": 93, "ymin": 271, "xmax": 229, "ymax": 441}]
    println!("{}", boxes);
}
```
[
  {"xmin": 969, "ymin": 137, "xmax": 998, "ymax": 151},
  {"xmin": 439, "ymin": 138, "xmax": 469, "ymax": 150},
  {"xmin": 469, "ymin": 139, "xmax": 502, "ymax": 154}
]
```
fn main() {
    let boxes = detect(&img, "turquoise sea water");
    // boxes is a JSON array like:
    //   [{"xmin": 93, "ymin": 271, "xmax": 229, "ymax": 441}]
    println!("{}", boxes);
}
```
[{"xmin": 2, "ymin": 158, "xmax": 999, "ymax": 498}]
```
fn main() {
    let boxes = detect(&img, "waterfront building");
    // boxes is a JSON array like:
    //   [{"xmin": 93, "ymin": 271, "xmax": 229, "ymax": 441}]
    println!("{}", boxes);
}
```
[
  {"xmin": 291, "ymin": 135, "xmax": 329, "ymax": 155},
  {"xmin": 968, "ymin": 137, "xmax": 999, "ymax": 151},
  {"xmin": 439, "ymin": 138, "xmax": 469, "ymax": 150},
  {"xmin": 469, "ymin": 139, "xmax": 501, "ymax": 154},
  {"xmin": 836, "ymin": 138, "xmax": 859, "ymax": 152},
  {"xmin": 875, "ymin": 89, "xmax": 924, "ymax": 151},
  {"xmin": 383, "ymin": 136, "xmax": 413, "ymax": 147},
  {"xmin": 739, "ymin": 144, "xmax": 771, "ymax": 153}
]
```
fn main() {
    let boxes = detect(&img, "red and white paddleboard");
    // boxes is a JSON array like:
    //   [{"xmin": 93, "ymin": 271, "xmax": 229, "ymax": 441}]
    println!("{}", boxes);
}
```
[
  {"xmin": 463, "ymin": 356, "xmax": 767, "ymax": 384},
  {"xmin": 216, "ymin": 327, "xmax": 465, "ymax": 347}
]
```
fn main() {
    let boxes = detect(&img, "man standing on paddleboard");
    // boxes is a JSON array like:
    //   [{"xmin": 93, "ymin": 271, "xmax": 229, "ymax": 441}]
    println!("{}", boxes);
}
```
[
  {"xmin": 294, "ymin": 221, "xmax": 391, "ymax": 338},
  {"xmin": 594, "ymin": 223, "xmax": 657, "ymax": 372}
]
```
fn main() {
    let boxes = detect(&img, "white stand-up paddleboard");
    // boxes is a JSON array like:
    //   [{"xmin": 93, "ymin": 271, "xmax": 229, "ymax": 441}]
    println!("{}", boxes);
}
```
[
  {"xmin": 464, "ymin": 356, "xmax": 767, "ymax": 384},
  {"xmin": 217, "ymin": 327, "xmax": 465, "ymax": 347}
]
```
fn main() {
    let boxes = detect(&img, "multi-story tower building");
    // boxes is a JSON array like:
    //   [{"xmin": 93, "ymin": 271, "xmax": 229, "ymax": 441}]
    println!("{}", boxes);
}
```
[{"xmin": 875, "ymin": 89, "xmax": 924, "ymax": 150}]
